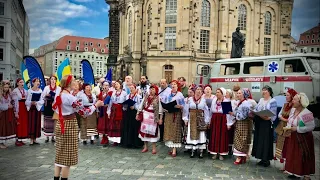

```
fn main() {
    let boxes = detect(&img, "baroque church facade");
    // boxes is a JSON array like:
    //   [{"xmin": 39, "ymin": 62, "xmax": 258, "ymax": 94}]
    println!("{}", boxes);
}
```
[{"xmin": 106, "ymin": 0, "xmax": 294, "ymax": 83}]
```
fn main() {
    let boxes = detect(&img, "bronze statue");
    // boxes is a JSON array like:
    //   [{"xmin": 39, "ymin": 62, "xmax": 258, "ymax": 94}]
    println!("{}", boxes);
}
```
[{"xmin": 231, "ymin": 27, "xmax": 245, "ymax": 58}]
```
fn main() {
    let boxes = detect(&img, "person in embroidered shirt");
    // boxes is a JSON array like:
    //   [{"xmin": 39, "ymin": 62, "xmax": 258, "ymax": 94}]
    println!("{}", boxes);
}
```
[
  {"xmin": 0, "ymin": 81, "xmax": 16, "ymax": 149},
  {"xmin": 160, "ymin": 80, "xmax": 185, "ymax": 157},
  {"xmin": 228, "ymin": 88, "xmax": 253, "ymax": 165},
  {"xmin": 183, "ymin": 85, "xmax": 210, "ymax": 158},
  {"xmin": 284, "ymin": 93, "xmax": 315, "ymax": 180},
  {"xmin": 79, "ymin": 83, "xmax": 98, "ymax": 145},
  {"xmin": 137, "ymin": 76, "xmax": 150, "ymax": 99},
  {"xmin": 274, "ymin": 88, "xmax": 298, "ymax": 170},
  {"xmin": 158, "ymin": 79, "xmax": 171, "ymax": 142},
  {"xmin": 107, "ymin": 81, "xmax": 127, "ymax": 146},
  {"xmin": 121, "ymin": 84, "xmax": 143, "ymax": 148},
  {"xmin": 208, "ymin": 87, "xmax": 230, "ymax": 160},
  {"xmin": 52, "ymin": 75, "xmax": 103, "ymax": 180},
  {"xmin": 25, "ymin": 78, "xmax": 44, "ymax": 145},
  {"xmin": 41, "ymin": 75, "xmax": 61, "ymax": 143},
  {"xmin": 252, "ymin": 85, "xmax": 277, "ymax": 167},
  {"xmin": 12, "ymin": 78, "xmax": 28, "ymax": 146}
]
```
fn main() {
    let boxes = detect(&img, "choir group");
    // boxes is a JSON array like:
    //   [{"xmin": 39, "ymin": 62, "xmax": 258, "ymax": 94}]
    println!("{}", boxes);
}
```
[{"xmin": 0, "ymin": 75, "xmax": 316, "ymax": 180}]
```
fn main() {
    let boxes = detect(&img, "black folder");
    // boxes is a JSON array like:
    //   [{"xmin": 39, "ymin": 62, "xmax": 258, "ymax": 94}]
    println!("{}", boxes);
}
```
[
  {"xmin": 161, "ymin": 100, "xmax": 179, "ymax": 113},
  {"xmin": 221, "ymin": 102, "xmax": 232, "ymax": 114},
  {"xmin": 122, "ymin": 99, "xmax": 136, "ymax": 107},
  {"xmin": 31, "ymin": 93, "xmax": 41, "ymax": 101},
  {"xmin": 49, "ymin": 91, "xmax": 56, "ymax": 98}
]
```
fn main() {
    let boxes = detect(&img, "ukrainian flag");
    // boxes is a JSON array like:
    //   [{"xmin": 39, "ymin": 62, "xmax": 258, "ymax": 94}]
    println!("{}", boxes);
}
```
[
  {"xmin": 56, "ymin": 58, "xmax": 71, "ymax": 86},
  {"xmin": 20, "ymin": 61, "xmax": 29, "ymax": 90}
]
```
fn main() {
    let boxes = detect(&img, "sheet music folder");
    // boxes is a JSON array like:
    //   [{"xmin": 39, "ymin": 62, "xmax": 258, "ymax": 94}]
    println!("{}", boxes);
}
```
[
  {"xmin": 31, "ymin": 93, "xmax": 41, "ymax": 101},
  {"xmin": 221, "ymin": 102, "xmax": 232, "ymax": 114},
  {"xmin": 161, "ymin": 100, "xmax": 179, "ymax": 113}
]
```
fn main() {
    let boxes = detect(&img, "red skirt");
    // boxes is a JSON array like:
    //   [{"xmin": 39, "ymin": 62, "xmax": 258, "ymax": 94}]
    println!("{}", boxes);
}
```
[
  {"xmin": 97, "ymin": 107, "xmax": 109, "ymax": 134},
  {"xmin": 107, "ymin": 104, "xmax": 123, "ymax": 137},
  {"xmin": 28, "ymin": 105, "xmax": 42, "ymax": 139},
  {"xmin": 208, "ymin": 113, "xmax": 229, "ymax": 154},
  {"xmin": 0, "ymin": 108, "xmax": 16, "ymax": 140},
  {"xmin": 16, "ymin": 100, "xmax": 28, "ymax": 139},
  {"xmin": 285, "ymin": 131, "xmax": 315, "ymax": 176}
]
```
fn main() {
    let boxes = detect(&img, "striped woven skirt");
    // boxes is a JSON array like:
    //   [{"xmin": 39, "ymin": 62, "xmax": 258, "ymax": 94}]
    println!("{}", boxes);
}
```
[
  {"xmin": 55, "ymin": 114, "xmax": 79, "ymax": 167},
  {"xmin": 27, "ymin": 105, "xmax": 41, "ymax": 139},
  {"xmin": 163, "ymin": 112, "xmax": 183, "ymax": 148},
  {"xmin": 0, "ymin": 108, "xmax": 16, "ymax": 140},
  {"xmin": 80, "ymin": 113, "xmax": 98, "ymax": 139},
  {"xmin": 233, "ymin": 118, "xmax": 252, "ymax": 156}
]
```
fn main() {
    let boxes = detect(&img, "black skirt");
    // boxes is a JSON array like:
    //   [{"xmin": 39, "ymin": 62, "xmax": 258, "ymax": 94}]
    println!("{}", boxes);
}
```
[
  {"xmin": 120, "ymin": 108, "xmax": 143, "ymax": 148},
  {"xmin": 251, "ymin": 116, "xmax": 274, "ymax": 161},
  {"xmin": 44, "ymin": 99, "xmax": 54, "ymax": 116}
]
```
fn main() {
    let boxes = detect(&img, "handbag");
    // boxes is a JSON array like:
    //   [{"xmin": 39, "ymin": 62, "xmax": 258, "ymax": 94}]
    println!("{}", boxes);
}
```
[{"xmin": 196, "ymin": 104, "xmax": 207, "ymax": 131}]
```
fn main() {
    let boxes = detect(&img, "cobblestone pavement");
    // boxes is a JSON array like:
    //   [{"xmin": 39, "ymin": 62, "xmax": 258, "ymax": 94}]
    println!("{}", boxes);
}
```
[{"xmin": 0, "ymin": 133, "xmax": 319, "ymax": 180}]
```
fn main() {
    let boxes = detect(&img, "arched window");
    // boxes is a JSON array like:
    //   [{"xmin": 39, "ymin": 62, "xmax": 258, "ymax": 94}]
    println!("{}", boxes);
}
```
[
  {"xmin": 147, "ymin": 5, "xmax": 152, "ymax": 29},
  {"xmin": 264, "ymin": 11, "xmax": 272, "ymax": 35},
  {"xmin": 201, "ymin": 0, "xmax": 210, "ymax": 27},
  {"xmin": 128, "ymin": 10, "xmax": 132, "ymax": 51},
  {"xmin": 165, "ymin": 0, "xmax": 177, "ymax": 24},
  {"xmin": 238, "ymin": 4, "xmax": 247, "ymax": 30}
]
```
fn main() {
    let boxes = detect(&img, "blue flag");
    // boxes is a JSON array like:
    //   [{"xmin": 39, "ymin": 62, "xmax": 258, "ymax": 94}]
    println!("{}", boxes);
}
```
[
  {"xmin": 24, "ymin": 56, "xmax": 46, "ymax": 90},
  {"xmin": 105, "ymin": 68, "xmax": 112, "ymax": 85},
  {"xmin": 81, "ymin": 59, "xmax": 95, "ymax": 86}
]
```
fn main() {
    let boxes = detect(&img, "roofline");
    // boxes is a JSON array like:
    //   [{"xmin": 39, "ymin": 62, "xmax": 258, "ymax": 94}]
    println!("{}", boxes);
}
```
[{"xmin": 215, "ymin": 53, "xmax": 320, "ymax": 63}]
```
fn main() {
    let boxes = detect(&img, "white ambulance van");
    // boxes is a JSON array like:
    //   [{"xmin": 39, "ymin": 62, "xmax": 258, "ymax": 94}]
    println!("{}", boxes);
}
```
[{"xmin": 195, "ymin": 53, "xmax": 320, "ymax": 118}]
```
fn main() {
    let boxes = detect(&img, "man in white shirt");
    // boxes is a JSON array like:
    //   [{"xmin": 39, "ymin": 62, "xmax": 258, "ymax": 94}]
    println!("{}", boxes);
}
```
[
  {"xmin": 92, "ymin": 77, "xmax": 105, "ymax": 97},
  {"xmin": 122, "ymin": 76, "xmax": 133, "ymax": 95},
  {"xmin": 158, "ymin": 79, "xmax": 171, "ymax": 102},
  {"xmin": 137, "ymin": 75, "xmax": 150, "ymax": 99}
]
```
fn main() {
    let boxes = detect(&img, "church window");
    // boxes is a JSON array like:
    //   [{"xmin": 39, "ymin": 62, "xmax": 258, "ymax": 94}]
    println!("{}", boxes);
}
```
[
  {"xmin": 165, "ymin": 0, "xmax": 177, "ymax": 24},
  {"xmin": 264, "ymin": 11, "xmax": 272, "ymax": 35},
  {"xmin": 238, "ymin": 4, "xmax": 247, "ymax": 31},
  {"xmin": 201, "ymin": 0, "xmax": 210, "ymax": 27}
]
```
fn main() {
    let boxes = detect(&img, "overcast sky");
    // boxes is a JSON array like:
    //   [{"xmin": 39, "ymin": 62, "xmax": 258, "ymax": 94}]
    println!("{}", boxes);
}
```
[{"xmin": 24, "ymin": 0, "xmax": 320, "ymax": 51}]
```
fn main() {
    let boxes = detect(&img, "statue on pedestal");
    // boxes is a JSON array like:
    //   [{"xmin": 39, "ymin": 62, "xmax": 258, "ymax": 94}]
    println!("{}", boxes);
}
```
[{"xmin": 231, "ymin": 27, "xmax": 245, "ymax": 58}]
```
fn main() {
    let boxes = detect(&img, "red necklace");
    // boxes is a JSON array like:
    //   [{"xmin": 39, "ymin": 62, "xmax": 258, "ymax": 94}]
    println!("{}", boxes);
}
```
[
  {"xmin": 115, "ymin": 90, "xmax": 122, "ymax": 97},
  {"xmin": 50, "ymin": 84, "xmax": 56, "ymax": 91},
  {"xmin": 216, "ymin": 97, "xmax": 223, "ymax": 111},
  {"xmin": 18, "ymin": 88, "xmax": 25, "ymax": 98},
  {"xmin": 146, "ymin": 95, "xmax": 156, "ymax": 108},
  {"xmin": 193, "ymin": 96, "xmax": 201, "ymax": 104},
  {"xmin": 85, "ymin": 92, "xmax": 92, "ymax": 100},
  {"xmin": 129, "ymin": 92, "xmax": 136, "ymax": 99}
]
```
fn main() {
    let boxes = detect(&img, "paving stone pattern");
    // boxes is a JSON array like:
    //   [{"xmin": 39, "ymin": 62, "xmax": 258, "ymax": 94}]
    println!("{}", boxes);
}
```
[{"xmin": 0, "ymin": 133, "xmax": 319, "ymax": 180}]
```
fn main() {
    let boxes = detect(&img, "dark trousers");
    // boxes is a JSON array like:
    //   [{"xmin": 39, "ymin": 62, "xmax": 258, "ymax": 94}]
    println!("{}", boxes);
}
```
[{"xmin": 159, "ymin": 113, "xmax": 165, "ymax": 141}]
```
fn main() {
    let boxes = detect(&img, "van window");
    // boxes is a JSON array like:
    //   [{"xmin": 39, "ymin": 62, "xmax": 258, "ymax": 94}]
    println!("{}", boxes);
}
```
[
  {"xmin": 220, "ymin": 63, "xmax": 240, "ymax": 75},
  {"xmin": 201, "ymin": 66, "xmax": 210, "ymax": 76},
  {"xmin": 307, "ymin": 58, "xmax": 320, "ymax": 73},
  {"xmin": 284, "ymin": 59, "xmax": 306, "ymax": 73},
  {"xmin": 243, "ymin": 61, "xmax": 264, "ymax": 74}
]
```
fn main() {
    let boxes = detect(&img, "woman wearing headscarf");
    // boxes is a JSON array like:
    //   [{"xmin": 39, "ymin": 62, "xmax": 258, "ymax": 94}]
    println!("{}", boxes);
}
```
[
  {"xmin": 251, "ymin": 85, "xmax": 277, "ymax": 167},
  {"xmin": 138, "ymin": 85, "xmax": 162, "ymax": 154},
  {"xmin": 121, "ymin": 84, "xmax": 143, "ymax": 148},
  {"xmin": 12, "ymin": 78, "xmax": 28, "ymax": 146},
  {"xmin": 161, "ymin": 80, "xmax": 185, "ymax": 157},
  {"xmin": 0, "ymin": 81, "xmax": 16, "ymax": 149},
  {"xmin": 284, "ymin": 93, "xmax": 315, "ymax": 180},
  {"xmin": 79, "ymin": 83, "xmax": 97, "ymax": 145},
  {"xmin": 274, "ymin": 88, "xmax": 298, "ymax": 168},
  {"xmin": 183, "ymin": 85, "xmax": 210, "ymax": 158},
  {"xmin": 107, "ymin": 81, "xmax": 127, "ymax": 146},
  {"xmin": 25, "ymin": 78, "xmax": 44, "ymax": 145},
  {"xmin": 41, "ymin": 75, "xmax": 61, "ymax": 143},
  {"xmin": 97, "ymin": 82, "xmax": 112, "ymax": 145},
  {"xmin": 209, "ymin": 87, "xmax": 230, "ymax": 160},
  {"xmin": 225, "ymin": 89, "xmax": 237, "ymax": 155},
  {"xmin": 52, "ymin": 75, "xmax": 104, "ymax": 180},
  {"xmin": 228, "ymin": 88, "xmax": 252, "ymax": 164}
]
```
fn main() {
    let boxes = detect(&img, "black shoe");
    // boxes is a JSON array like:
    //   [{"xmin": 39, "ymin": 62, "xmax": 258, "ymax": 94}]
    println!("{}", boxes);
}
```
[
  {"xmin": 190, "ymin": 150, "xmax": 195, "ymax": 158},
  {"xmin": 257, "ymin": 160, "xmax": 264, "ymax": 166},
  {"xmin": 263, "ymin": 161, "xmax": 270, "ymax": 167},
  {"xmin": 54, "ymin": 177, "xmax": 60, "ymax": 180},
  {"xmin": 51, "ymin": 138, "xmax": 55, "ymax": 143},
  {"xmin": 288, "ymin": 175, "xmax": 297, "ymax": 179},
  {"xmin": 199, "ymin": 151, "xmax": 203, "ymax": 159},
  {"xmin": 45, "ymin": 139, "xmax": 49, "ymax": 143},
  {"xmin": 90, "ymin": 140, "xmax": 94, "ymax": 144},
  {"xmin": 61, "ymin": 178, "xmax": 68, "ymax": 180},
  {"xmin": 33, "ymin": 142, "xmax": 40, "ymax": 145},
  {"xmin": 83, "ymin": 141, "xmax": 87, "ymax": 145}
]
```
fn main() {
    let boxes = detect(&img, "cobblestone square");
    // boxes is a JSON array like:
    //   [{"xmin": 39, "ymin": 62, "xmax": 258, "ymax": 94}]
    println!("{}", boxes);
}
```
[{"xmin": 0, "ymin": 132, "xmax": 319, "ymax": 180}]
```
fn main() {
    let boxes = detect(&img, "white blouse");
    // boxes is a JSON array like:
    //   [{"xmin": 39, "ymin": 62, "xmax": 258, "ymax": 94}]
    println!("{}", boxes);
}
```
[
  {"xmin": 0, "ymin": 94, "xmax": 14, "ymax": 111},
  {"xmin": 124, "ymin": 94, "xmax": 142, "ymax": 111},
  {"xmin": 159, "ymin": 91, "xmax": 185, "ymax": 113},
  {"xmin": 107, "ymin": 90, "xmax": 127, "ymax": 115},
  {"xmin": 41, "ymin": 85, "xmax": 61, "ymax": 102},
  {"xmin": 78, "ymin": 92, "xmax": 97, "ymax": 106},
  {"xmin": 25, "ymin": 89, "xmax": 44, "ymax": 111},
  {"xmin": 12, "ymin": 88, "xmax": 28, "ymax": 115},
  {"xmin": 182, "ymin": 97, "xmax": 210, "ymax": 124}
]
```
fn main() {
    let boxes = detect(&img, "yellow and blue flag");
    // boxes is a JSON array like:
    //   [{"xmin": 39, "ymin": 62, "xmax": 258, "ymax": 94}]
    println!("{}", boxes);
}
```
[
  {"xmin": 56, "ymin": 58, "xmax": 71, "ymax": 86},
  {"xmin": 20, "ymin": 61, "xmax": 29, "ymax": 90},
  {"xmin": 24, "ymin": 56, "xmax": 46, "ymax": 90}
]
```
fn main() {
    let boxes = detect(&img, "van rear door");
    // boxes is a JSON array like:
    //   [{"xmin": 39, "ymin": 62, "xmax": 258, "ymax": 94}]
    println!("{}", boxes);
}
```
[
  {"xmin": 281, "ymin": 57, "xmax": 313, "ymax": 99},
  {"xmin": 263, "ymin": 58, "xmax": 282, "ymax": 96},
  {"xmin": 195, "ymin": 64, "xmax": 211, "ymax": 85}
]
